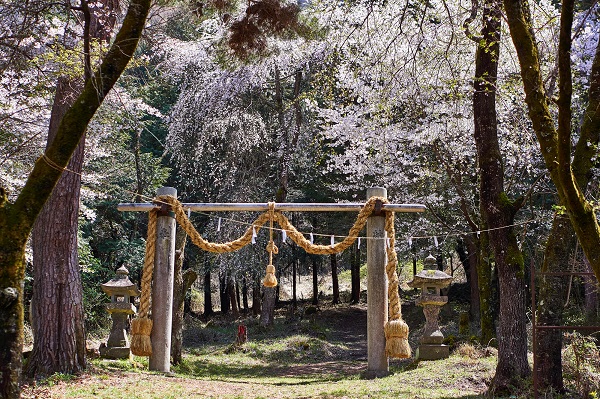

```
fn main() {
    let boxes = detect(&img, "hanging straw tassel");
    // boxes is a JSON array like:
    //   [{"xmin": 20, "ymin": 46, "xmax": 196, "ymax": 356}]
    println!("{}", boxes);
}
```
[
  {"xmin": 131, "ymin": 208, "xmax": 158, "ymax": 357},
  {"xmin": 263, "ymin": 203, "xmax": 279, "ymax": 287},
  {"xmin": 385, "ymin": 318, "xmax": 411, "ymax": 358},
  {"xmin": 131, "ymin": 318, "xmax": 153, "ymax": 356},
  {"xmin": 384, "ymin": 209, "xmax": 411, "ymax": 358},
  {"xmin": 264, "ymin": 264, "xmax": 278, "ymax": 287}
]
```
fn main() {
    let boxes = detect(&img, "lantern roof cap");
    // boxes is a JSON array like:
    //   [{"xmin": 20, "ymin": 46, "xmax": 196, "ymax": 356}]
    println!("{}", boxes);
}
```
[
  {"xmin": 101, "ymin": 265, "xmax": 140, "ymax": 297},
  {"xmin": 407, "ymin": 254, "xmax": 453, "ymax": 288},
  {"xmin": 423, "ymin": 254, "xmax": 437, "ymax": 270}
]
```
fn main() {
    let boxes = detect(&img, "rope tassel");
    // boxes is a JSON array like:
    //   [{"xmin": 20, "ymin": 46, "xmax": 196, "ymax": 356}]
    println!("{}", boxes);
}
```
[
  {"xmin": 263, "ymin": 264, "xmax": 277, "ymax": 287},
  {"xmin": 383, "ymin": 210, "xmax": 411, "ymax": 358},
  {"xmin": 385, "ymin": 319, "xmax": 411, "ymax": 358},
  {"xmin": 131, "ymin": 318, "xmax": 153, "ymax": 356},
  {"xmin": 130, "ymin": 208, "xmax": 158, "ymax": 357},
  {"xmin": 263, "ymin": 202, "xmax": 279, "ymax": 287}
]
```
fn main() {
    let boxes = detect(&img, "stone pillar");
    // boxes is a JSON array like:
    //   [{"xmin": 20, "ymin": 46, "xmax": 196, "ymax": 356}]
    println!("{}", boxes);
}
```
[
  {"xmin": 366, "ymin": 187, "xmax": 389, "ymax": 375},
  {"xmin": 149, "ymin": 186, "xmax": 177, "ymax": 372}
]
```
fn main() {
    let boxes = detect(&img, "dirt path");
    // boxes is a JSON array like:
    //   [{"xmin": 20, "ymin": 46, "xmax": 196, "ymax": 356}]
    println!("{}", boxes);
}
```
[{"xmin": 318, "ymin": 305, "xmax": 368, "ymax": 361}]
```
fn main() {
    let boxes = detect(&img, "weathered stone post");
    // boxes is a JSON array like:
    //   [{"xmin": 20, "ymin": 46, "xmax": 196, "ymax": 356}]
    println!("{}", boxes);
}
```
[
  {"xmin": 149, "ymin": 186, "xmax": 177, "ymax": 372},
  {"xmin": 366, "ymin": 186, "xmax": 389, "ymax": 375}
]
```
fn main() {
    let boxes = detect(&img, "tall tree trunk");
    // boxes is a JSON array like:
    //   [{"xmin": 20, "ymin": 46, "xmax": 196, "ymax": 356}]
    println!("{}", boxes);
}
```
[
  {"xmin": 536, "ymin": 214, "xmax": 573, "ymax": 392},
  {"xmin": 0, "ymin": 0, "xmax": 151, "ymax": 395},
  {"xmin": 228, "ymin": 275, "xmax": 239, "ymax": 318},
  {"xmin": 584, "ymin": 258, "xmax": 598, "ymax": 319},
  {"xmin": 27, "ymin": 0, "xmax": 120, "ymax": 378},
  {"xmin": 252, "ymin": 277, "xmax": 261, "ymax": 316},
  {"xmin": 242, "ymin": 276, "xmax": 249, "ymax": 313},
  {"xmin": 471, "ymin": 0, "xmax": 530, "ymax": 392},
  {"xmin": 27, "ymin": 77, "xmax": 87, "ymax": 378},
  {"xmin": 219, "ymin": 271, "xmax": 230, "ymax": 314},
  {"xmin": 456, "ymin": 238, "xmax": 480, "ymax": 324},
  {"xmin": 0, "ymin": 214, "xmax": 28, "ymax": 399},
  {"xmin": 203, "ymin": 270, "xmax": 213, "ymax": 316},
  {"xmin": 260, "ymin": 287, "xmax": 276, "ymax": 326},
  {"xmin": 477, "ymin": 230, "xmax": 494, "ymax": 344},
  {"xmin": 350, "ymin": 242, "xmax": 361, "ymax": 304},
  {"xmin": 331, "ymin": 254, "xmax": 339, "ymax": 304},
  {"xmin": 292, "ymin": 259, "xmax": 297, "ymax": 307},
  {"xmin": 261, "ymin": 68, "xmax": 303, "ymax": 326},
  {"xmin": 312, "ymin": 256, "xmax": 319, "ymax": 305},
  {"xmin": 236, "ymin": 280, "xmax": 241, "ymax": 312}
]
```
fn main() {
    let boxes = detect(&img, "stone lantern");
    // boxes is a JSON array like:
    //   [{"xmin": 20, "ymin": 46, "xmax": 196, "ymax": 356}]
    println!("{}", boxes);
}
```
[
  {"xmin": 407, "ymin": 254, "xmax": 453, "ymax": 360},
  {"xmin": 100, "ymin": 265, "xmax": 140, "ymax": 359}
]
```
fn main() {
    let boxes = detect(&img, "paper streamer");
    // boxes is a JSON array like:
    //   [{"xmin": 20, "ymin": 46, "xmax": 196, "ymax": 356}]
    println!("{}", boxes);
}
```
[
  {"xmin": 282, "ymin": 229, "xmax": 287, "ymax": 243},
  {"xmin": 408, "ymin": 237, "xmax": 412, "ymax": 247},
  {"xmin": 434, "ymin": 236, "xmax": 439, "ymax": 247},
  {"xmin": 310, "ymin": 232, "xmax": 314, "ymax": 244},
  {"xmin": 252, "ymin": 226, "xmax": 257, "ymax": 244},
  {"xmin": 217, "ymin": 217, "xmax": 222, "ymax": 232},
  {"xmin": 358, "ymin": 237, "xmax": 361, "ymax": 249},
  {"xmin": 330, "ymin": 235, "xmax": 335, "ymax": 247}
]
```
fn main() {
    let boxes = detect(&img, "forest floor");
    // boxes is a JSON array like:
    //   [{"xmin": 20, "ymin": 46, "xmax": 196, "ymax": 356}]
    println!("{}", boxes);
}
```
[{"xmin": 20, "ymin": 299, "xmax": 508, "ymax": 399}]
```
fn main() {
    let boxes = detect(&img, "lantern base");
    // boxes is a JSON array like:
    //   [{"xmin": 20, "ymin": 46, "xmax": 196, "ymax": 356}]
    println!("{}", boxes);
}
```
[
  {"xmin": 416, "ymin": 344, "xmax": 449, "ymax": 360},
  {"xmin": 99, "ymin": 344, "xmax": 132, "ymax": 360}
]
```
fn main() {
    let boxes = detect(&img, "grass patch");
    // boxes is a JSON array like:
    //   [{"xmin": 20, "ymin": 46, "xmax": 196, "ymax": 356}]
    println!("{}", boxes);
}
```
[{"xmin": 23, "ymin": 304, "xmax": 510, "ymax": 398}]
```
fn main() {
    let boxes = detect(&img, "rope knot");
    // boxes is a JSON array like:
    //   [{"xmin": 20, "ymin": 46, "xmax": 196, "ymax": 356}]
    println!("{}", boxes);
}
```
[{"xmin": 266, "ymin": 241, "xmax": 279, "ymax": 254}]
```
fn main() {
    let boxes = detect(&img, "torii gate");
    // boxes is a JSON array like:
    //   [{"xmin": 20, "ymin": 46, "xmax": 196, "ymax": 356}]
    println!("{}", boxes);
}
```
[{"xmin": 118, "ymin": 186, "xmax": 425, "ymax": 376}]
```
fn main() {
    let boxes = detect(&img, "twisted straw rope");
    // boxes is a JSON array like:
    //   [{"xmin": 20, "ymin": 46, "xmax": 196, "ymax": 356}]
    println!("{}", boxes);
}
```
[
  {"xmin": 143, "ymin": 195, "xmax": 404, "ymax": 328},
  {"xmin": 274, "ymin": 198, "xmax": 377, "ymax": 254},
  {"xmin": 159, "ymin": 195, "xmax": 271, "ymax": 253},
  {"xmin": 139, "ymin": 208, "xmax": 158, "ymax": 318},
  {"xmin": 385, "ymin": 211, "xmax": 402, "ymax": 321},
  {"xmin": 156, "ymin": 195, "xmax": 381, "ymax": 255}
]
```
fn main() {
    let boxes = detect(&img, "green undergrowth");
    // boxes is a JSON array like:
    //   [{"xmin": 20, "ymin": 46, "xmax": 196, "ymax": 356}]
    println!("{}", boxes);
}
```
[
  {"xmin": 50, "ymin": 350, "xmax": 498, "ymax": 399},
  {"xmin": 25, "ymin": 305, "xmax": 547, "ymax": 399},
  {"xmin": 35, "ymin": 311, "xmax": 504, "ymax": 399}
]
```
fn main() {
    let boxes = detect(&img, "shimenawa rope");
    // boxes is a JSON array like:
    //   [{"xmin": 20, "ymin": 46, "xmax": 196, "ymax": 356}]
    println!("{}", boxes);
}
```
[{"xmin": 130, "ymin": 195, "xmax": 410, "ymax": 358}]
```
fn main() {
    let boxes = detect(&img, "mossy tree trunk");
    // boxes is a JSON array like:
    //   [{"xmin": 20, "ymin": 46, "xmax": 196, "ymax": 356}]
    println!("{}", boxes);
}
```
[
  {"xmin": 536, "ymin": 214, "xmax": 574, "ymax": 392},
  {"xmin": 534, "ymin": 5, "xmax": 600, "ymax": 385},
  {"xmin": 503, "ymin": 0, "xmax": 600, "ymax": 283},
  {"xmin": 472, "ymin": 0, "xmax": 530, "ymax": 392},
  {"xmin": 584, "ymin": 258, "xmax": 598, "ymax": 318},
  {"xmin": 0, "ymin": 1, "xmax": 150, "ymax": 396}
]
